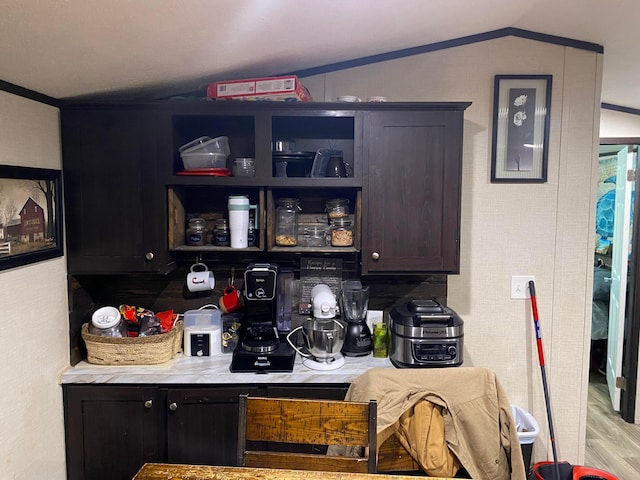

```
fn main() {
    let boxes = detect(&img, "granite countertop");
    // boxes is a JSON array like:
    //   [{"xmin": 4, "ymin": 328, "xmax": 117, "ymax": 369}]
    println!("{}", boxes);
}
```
[{"xmin": 60, "ymin": 352, "xmax": 394, "ymax": 384}]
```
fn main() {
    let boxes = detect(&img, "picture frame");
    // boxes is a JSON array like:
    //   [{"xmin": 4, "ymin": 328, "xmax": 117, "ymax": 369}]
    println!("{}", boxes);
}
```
[
  {"xmin": 491, "ymin": 74, "xmax": 552, "ymax": 183},
  {"xmin": 0, "ymin": 165, "xmax": 63, "ymax": 271}
]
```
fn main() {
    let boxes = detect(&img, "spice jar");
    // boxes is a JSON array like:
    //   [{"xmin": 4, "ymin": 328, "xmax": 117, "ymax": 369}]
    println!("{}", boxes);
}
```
[
  {"xmin": 275, "ymin": 198, "xmax": 301, "ymax": 246},
  {"xmin": 330, "ymin": 217, "xmax": 354, "ymax": 247},
  {"xmin": 214, "ymin": 219, "xmax": 230, "ymax": 246},
  {"xmin": 186, "ymin": 217, "xmax": 207, "ymax": 246},
  {"xmin": 326, "ymin": 198, "xmax": 350, "ymax": 221}
]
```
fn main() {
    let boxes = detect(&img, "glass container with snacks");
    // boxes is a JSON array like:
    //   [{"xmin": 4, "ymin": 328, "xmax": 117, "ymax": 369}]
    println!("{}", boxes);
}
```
[
  {"xmin": 89, "ymin": 306, "xmax": 127, "ymax": 337},
  {"xmin": 275, "ymin": 198, "xmax": 301, "ymax": 246},
  {"xmin": 325, "ymin": 198, "xmax": 350, "ymax": 221},
  {"xmin": 330, "ymin": 216, "xmax": 354, "ymax": 247}
]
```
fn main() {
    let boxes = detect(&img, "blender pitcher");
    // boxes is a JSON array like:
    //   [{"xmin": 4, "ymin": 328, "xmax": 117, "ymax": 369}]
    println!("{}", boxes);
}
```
[{"xmin": 340, "ymin": 281, "xmax": 372, "ymax": 356}]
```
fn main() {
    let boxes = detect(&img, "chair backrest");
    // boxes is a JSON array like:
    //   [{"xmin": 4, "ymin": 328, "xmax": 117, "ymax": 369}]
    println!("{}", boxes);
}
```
[{"xmin": 237, "ymin": 395, "xmax": 377, "ymax": 473}]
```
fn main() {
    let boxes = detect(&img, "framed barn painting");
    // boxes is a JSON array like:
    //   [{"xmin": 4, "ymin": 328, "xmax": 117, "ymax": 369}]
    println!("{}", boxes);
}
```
[
  {"xmin": 0, "ymin": 165, "xmax": 63, "ymax": 271},
  {"xmin": 491, "ymin": 74, "xmax": 552, "ymax": 183}
]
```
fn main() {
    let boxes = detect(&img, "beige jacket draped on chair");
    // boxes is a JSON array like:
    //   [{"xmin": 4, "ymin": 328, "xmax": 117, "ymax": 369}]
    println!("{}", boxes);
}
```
[{"xmin": 345, "ymin": 367, "xmax": 527, "ymax": 480}]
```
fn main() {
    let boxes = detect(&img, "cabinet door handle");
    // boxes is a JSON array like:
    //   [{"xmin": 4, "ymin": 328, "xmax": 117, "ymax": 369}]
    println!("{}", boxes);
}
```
[
  {"xmin": 144, "ymin": 400, "xmax": 153, "ymax": 409},
  {"xmin": 168, "ymin": 402, "xmax": 178, "ymax": 411},
  {"xmin": 371, "ymin": 251, "xmax": 380, "ymax": 261},
  {"xmin": 145, "ymin": 252, "xmax": 155, "ymax": 261}
]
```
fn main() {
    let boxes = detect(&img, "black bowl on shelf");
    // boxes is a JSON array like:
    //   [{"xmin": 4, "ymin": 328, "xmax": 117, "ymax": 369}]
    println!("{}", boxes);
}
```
[{"xmin": 272, "ymin": 151, "xmax": 315, "ymax": 177}]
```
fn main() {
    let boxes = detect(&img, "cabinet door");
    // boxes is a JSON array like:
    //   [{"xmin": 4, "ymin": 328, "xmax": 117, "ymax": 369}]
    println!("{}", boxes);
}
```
[
  {"xmin": 362, "ymin": 110, "xmax": 465, "ymax": 274},
  {"xmin": 63, "ymin": 385, "xmax": 161, "ymax": 480},
  {"xmin": 61, "ymin": 107, "xmax": 169, "ymax": 273},
  {"xmin": 165, "ymin": 386, "xmax": 264, "ymax": 466}
]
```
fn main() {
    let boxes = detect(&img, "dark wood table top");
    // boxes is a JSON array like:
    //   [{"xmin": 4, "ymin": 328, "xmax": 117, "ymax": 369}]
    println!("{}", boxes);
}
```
[{"xmin": 132, "ymin": 464, "xmax": 459, "ymax": 480}]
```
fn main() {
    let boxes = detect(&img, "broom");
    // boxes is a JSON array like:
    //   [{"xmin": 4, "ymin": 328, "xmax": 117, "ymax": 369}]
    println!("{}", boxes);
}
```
[{"xmin": 528, "ymin": 280, "xmax": 562, "ymax": 480}]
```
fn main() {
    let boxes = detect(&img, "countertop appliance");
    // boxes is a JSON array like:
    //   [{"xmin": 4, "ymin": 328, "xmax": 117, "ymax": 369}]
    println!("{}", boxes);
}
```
[
  {"xmin": 230, "ymin": 263, "xmax": 296, "ymax": 373},
  {"xmin": 286, "ymin": 284, "xmax": 346, "ymax": 370},
  {"xmin": 389, "ymin": 299, "xmax": 463, "ymax": 368},
  {"xmin": 341, "ymin": 280, "xmax": 372, "ymax": 357}
]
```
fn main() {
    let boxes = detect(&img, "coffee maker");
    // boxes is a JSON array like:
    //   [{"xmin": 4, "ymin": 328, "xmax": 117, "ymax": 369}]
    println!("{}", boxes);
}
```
[{"xmin": 230, "ymin": 263, "xmax": 296, "ymax": 372}]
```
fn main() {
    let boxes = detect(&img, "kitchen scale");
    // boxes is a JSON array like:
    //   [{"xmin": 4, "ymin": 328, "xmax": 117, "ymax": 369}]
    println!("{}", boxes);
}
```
[{"xmin": 230, "ymin": 263, "xmax": 296, "ymax": 373}]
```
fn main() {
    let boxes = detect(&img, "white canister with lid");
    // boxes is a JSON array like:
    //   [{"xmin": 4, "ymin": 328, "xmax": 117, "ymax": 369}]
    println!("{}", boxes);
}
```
[{"xmin": 89, "ymin": 306, "xmax": 126, "ymax": 337}]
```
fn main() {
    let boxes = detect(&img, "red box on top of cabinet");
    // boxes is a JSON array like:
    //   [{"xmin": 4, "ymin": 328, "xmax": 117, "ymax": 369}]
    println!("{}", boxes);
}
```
[{"xmin": 207, "ymin": 75, "xmax": 313, "ymax": 102}]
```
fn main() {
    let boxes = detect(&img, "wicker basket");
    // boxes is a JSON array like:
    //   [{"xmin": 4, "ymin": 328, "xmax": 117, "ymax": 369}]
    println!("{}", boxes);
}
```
[{"xmin": 81, "ymin": 321, "xmax": 183, "ymax": 365}]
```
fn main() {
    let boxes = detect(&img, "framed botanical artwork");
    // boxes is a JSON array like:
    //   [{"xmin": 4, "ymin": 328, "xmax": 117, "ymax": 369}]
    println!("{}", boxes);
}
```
[
  {"xmin": 491, "ymin": 74, "xmax": 552, "ymax": 183},
  {"xmin": 0, "ymin": 165, "xmax": 63, "ymax": 271}
]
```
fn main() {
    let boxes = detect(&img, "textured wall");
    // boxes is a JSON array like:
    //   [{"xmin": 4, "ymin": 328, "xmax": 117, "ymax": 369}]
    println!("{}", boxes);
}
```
[
  {"xmin": 303, "ymin": 36, "xmax": 602, "ymax": 465},
  {"xmin": 600, "ymin": 109, "xmax": 640, "ymax": 138},
  {"xmin": 0, "ymin": 91, "xmax": 68, "ymax": 479}
]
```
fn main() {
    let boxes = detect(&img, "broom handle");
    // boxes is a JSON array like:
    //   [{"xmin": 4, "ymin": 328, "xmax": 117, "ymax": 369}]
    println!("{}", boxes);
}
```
[{"xmin": 529, "ymin": 281, "xmax": 561, "ymax": 480}]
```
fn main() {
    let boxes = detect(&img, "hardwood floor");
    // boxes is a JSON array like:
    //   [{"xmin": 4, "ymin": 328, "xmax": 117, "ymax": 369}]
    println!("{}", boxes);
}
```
[{"xmin": 585, "ymin": 371, "xmax": 640, "ymax": 479}]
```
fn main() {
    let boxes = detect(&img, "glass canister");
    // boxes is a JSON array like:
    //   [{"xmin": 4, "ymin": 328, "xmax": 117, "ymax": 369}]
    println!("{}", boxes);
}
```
[
  {"xmin": 301, "ymin": 225, "xmax": 327, "ymax": 247},
  {"xmin": 186, "ymin": 217, "xmax": 207, "ymax": 246},
  {"xmin": 214, "ymin": 219, "xmax": 230, "ymax": 246},
  {"xmin": 330, "ymin": 216, "xmax": 354, "ymax": 247},
  {"xmin": 326, "ymin": 198, "xmax": 350, "ymax": 221},
  {"xmin": 232, "ymin": 157, "xmax": 256, "ymax": 177},
  {"xmin": 275, "ymin": 198, "xmax": 301, "ymax": 246},
  {"xmin": 89, "ymin": 306, "xmax": 126, "ymax": 337}
]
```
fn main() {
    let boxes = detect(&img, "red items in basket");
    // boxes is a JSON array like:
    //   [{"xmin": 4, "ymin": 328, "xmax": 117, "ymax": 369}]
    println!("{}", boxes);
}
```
[{"xmin": 119, "ymin": 305, "xmax": 177, "ymax": 337}]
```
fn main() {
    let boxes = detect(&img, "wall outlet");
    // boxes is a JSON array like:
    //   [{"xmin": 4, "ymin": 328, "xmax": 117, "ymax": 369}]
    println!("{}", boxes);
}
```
[
  {"xmin": 511, "ymin": 275, "xmax": 535, "ymax": 299},
  {"xmin": 366, "ymin": 310, "xmax": 384, "ymax": 330}
]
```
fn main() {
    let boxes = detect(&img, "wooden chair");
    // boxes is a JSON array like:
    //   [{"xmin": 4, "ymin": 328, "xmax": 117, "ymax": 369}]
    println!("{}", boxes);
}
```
[{"xmin": 237, "ymin": 395, "xmax": 377, "ymax": 473}]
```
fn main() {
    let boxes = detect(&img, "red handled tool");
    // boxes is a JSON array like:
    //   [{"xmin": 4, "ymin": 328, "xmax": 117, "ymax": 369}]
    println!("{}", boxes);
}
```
[
  {"xmin": 529, "ymin": 281, "xmax": 619, "ymax": 480},
  {"xmin": 528, "ymin": 280, "xmax": 562, "ymax": 480}
]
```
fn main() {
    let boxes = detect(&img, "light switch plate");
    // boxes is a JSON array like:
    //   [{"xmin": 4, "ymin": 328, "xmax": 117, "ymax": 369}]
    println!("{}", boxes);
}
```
[{"xmin": 511, "ymin": 275, "xmax": 535, "ymax": 299}]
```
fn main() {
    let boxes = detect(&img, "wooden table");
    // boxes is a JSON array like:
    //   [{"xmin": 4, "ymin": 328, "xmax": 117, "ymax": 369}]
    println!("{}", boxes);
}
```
[{"xmin": 132, "ymin": 464, "xmax": 459, "ymax": 480}]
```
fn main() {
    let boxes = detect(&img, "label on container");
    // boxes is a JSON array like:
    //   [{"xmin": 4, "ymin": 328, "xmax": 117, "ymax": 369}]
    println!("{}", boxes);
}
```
[
  {"xmin": 187, "ymin": 232, "xmax": 205, "ymax": 246},
  {"xmin": 214, "ymin": 231, "xmax": 230, "ymax": 246}
]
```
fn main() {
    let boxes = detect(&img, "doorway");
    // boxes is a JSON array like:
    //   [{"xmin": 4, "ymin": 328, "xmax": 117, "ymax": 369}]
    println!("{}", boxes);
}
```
[{"xmin": 597, "ymin": 138, "xmax": 640, "ymax": 422}]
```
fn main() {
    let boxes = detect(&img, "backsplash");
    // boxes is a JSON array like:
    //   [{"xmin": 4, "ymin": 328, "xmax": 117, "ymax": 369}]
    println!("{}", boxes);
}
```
[{"xmin": 69, "ymin": 259, "xmax": 447, "ymax": 365}]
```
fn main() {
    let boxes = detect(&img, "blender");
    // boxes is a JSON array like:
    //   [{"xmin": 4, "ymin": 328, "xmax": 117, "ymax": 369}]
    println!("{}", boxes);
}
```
[
  {"xmin": 286, "ymin": 284, "xmax": 346, "ymax": 370},
  {"xmin": 341, "ymin": 280, "xmax": 372, "ymax": 356}
]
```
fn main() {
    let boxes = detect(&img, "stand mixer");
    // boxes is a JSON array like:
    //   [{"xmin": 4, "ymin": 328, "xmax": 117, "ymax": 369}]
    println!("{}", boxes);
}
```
[
  {"xmin": 286, "ymin": 284, "xmax": 346, "ymax": 370},
  {"xmin": 341, "ymin": 280, "xmax": 372, "ymax": 356}
]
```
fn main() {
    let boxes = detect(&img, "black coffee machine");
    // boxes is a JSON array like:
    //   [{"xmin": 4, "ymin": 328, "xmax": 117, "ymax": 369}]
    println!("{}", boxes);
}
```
[{"xmin": 230, "ymin": 263, "xmax": 296, "ymax": 372}]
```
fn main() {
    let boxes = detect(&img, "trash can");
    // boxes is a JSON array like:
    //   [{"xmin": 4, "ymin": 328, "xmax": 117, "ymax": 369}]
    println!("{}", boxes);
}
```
[{"xmin": 511, "ymin": 405, "xmax": 540, "ymax": 477}]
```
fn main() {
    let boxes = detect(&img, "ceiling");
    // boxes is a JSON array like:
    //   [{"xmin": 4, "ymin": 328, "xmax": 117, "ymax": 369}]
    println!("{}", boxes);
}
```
[{"xmin": 1, "ymin": 0, "xmax": 639, "ymax": 110}]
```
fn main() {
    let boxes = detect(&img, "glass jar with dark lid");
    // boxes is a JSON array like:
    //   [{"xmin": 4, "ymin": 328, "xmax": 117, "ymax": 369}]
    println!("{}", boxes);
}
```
[
  {"xmin": 214, "ymin": 219, "xmax": 230, "ymax": 246},
  {"xmin": 186, "ymin": 217, "xmax": 207, "ymax": 246}
]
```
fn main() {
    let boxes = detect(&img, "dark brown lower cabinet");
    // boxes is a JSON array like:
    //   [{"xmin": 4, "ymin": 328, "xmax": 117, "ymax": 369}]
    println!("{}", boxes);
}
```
[
  {"xmin": 63, "ymin": 385, "xmax": 161, "ymax": 480},
  {"xmin": 63, "ymin": 383, "xmax": 349, "ymax": 480}
]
